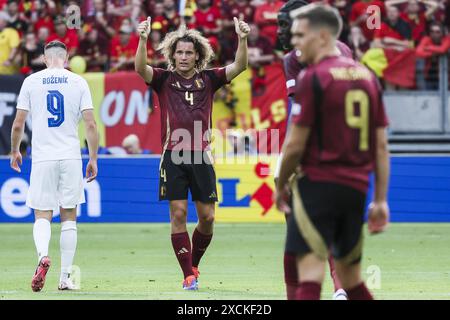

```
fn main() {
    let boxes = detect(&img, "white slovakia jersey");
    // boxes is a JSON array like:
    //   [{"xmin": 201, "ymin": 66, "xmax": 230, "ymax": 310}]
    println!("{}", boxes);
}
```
[{"xmin": 16, "ymin": 68, "xmax": 93, "ymax": 163}]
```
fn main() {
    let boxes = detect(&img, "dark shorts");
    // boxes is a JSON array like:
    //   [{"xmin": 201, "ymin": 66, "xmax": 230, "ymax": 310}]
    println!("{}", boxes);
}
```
[
  {"xmin": 159, "ymin": 150, "xmax": 218, "ymax": 203},
  {"xmin": 285, "ymin": 175, "xmax": 366, "ymax": 265}
]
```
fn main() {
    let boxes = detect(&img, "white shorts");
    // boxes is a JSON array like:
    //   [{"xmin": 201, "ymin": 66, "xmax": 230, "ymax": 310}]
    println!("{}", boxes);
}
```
[{"xmin": 26, "ymin": 159, "xmax": 85, "ymax": 211}]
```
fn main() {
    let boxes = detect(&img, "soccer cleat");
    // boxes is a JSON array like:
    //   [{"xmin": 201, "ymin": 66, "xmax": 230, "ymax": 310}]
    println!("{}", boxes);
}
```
[
  {"xmin": 183, "ymin": 275, "xmax": 198, "ymax": 291},
  {"xmin": 58, "ymin": 278, "xmax": 77, "ymax": 291},
  {"xmin": 332, "ymin": 288, "xmax": 348, "ymax": 300},
  {"xmin": 31, "ymin": 256, "xmax": 51, "ymax": 292}
]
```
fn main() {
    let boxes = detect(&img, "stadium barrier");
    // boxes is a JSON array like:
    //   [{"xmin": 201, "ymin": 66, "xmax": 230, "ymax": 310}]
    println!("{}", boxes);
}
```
[{"xmin": 1, "ymin": 155, "xmax": 450, "ymax": 223}]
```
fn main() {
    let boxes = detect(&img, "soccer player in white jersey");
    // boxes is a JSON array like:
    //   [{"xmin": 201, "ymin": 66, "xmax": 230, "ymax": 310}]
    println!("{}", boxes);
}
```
[{"xmin": 9, "ymin": 40, "xmax": 99, "ymax": 292}]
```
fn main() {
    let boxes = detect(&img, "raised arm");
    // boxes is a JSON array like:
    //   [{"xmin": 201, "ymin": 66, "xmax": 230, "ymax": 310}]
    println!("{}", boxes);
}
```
[
  {"xmin": 135, "ymin": 16, "xmax": 154, "ymax": 84},
  {"xmin": 225, "ymin": 17, "xmax": 250, "ymax": 82},
  {"xmin": 421, "ymin": 0, "xmax": 439, "ymax": 20},
  {"xmin": 384, "ymin": 0, "xmax": 408, "ymax": 7}
]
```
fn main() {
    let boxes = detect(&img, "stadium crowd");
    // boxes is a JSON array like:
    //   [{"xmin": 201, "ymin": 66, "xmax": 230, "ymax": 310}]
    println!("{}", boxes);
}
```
[{"xmin": 0, "ymin": 0, "xmax": 449, "ymax": 89}]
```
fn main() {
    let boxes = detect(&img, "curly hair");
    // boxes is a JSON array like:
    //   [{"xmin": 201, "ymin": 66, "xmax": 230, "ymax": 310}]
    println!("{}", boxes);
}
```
[{"xmin": 157, "ymin": 24, "xmax": 214, "ymax": 72}]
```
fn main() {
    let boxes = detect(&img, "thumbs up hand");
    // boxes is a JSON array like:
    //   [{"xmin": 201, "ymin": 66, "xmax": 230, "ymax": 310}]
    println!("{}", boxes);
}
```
[
  {"xmin": 233, "ymin": 17, "xmax": 250, "ymax": 39},
  {"xmin": 138, "ymin": 16, "xmax": 152, "ymax": 40}
]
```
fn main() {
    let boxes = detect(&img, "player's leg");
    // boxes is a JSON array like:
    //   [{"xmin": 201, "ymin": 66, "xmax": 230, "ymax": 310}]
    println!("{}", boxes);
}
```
[
  {"xmin": 284, "ymin": 250, "xmax": 299, "ymax": 300},
  {"xmin": 57, "ymin": 159, "xmax": 85, "ymax": 290},
  {"xmin": 287, "ymin": 176, "xmax": 336, "ymax": 300},
  {"xmin": 27, "ymin": 161, "xmax": 59, "ymax": 292},
  {"xmin": 333, "ymin": 185, "xmax": 373, "ymax": 300},
  {"xmin": 31, "ymin": 210, "xmax": 53, "ymax": 292},
  {"xmin": 334, "ymin": 260, "xmax": 373, "ymax": 299},
  {"xmin": 190, "ymin": 151, "xmax": 217, "ymax": 279},
  {"xmin": 170, "ymin": 200, "xmax": 197, "ymax": 289},
  {"xmin": 59, "ymin": 207, "xmax": 77, "ymax": 290},
  {"xmin": 296, "ymin": 253, "xmax": 326, "ymax": 300},
  {"xmin": 328, "ymin": 254, "xmax": 347, "ymax": 299},
  {"xmin": 33, "ymin": 210, "xmax": 52, "ymax": 265},
  {"xmin": 162, "ymin": 151, "xmax": 197, "ymax": 289},
  {"xmin": 192, "ymin": 201, "xmax": 214, "ymax": 275}
]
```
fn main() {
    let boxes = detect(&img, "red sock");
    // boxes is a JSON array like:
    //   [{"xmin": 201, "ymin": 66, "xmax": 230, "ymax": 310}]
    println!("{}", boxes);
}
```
[
  {"xmin": 284, "ymin": 253, "xmax": 298, "ymax": 300},
  {"xmin": 346, "ymin": 282, "xmax": 374, "ymax": 300},
  {"xmin": 328, "ymin": 254, "xmax": 343, "ymax": 291},
  {"xmin": 171, "ymin": 232, "xmax": 194, "ymax": 279},
  {"xmin": 191, "ymin": 228, "xmax": 212, "ymax": 267},
  {"xmin": 296, "ymin": 281, "xmax": 322, "ymax": 300}
]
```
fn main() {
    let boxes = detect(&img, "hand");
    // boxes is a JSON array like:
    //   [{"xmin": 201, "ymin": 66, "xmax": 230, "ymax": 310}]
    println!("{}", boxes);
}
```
[
  {"xmin": 96, "ymin": 13, "xmax": 106, "ymax": 25},
  {"xmin": 3, "ymin": 59, "xmax": 12, "ymax": 67},
  {"xmin": 137, "ymin": 16, "xmax": 151, "ymax": 40},
  {"xmin": 10, "ymin": 151, "xmax": 22, "ymax": 173},
  {"xmin": 85, "ymin": 159, "xmax": 98, "ymax": 182},
  {"xmin": 233, "ymin": 17, "xmax": 250, "ymax": 39},
  {"xmin": 367, "ymin": 201, "xmax": 389, "ymax": 234},
  {"xmin": 274, "ymin": 185, "xmax": 291, "ymax": 214}
]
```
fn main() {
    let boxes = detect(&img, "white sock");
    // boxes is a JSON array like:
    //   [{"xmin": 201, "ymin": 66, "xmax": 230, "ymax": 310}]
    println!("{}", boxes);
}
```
[
  {"xmin": 33, "ymin": 218, "xmax": 51, "ymax": 263},
  {"xmin": 60, "ymin": 221, "xmax": 77, "ymax": 282}
]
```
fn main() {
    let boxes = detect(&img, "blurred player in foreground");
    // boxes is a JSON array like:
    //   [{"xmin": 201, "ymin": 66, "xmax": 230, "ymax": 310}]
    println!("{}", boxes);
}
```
[
  {"xmin": 275, "ymin": 4, "xmax": 390, "ymax": 300},
  {"xmin": 276, "ymin": 0, "xmax": 353, "ymax": 300},
  {"xmin": 135, "ymin": 17, "xmax": 250, "ymax": 290},
  {"xmin": 10, "ymin": 40, "xmax": 99, "ymax": 292}
]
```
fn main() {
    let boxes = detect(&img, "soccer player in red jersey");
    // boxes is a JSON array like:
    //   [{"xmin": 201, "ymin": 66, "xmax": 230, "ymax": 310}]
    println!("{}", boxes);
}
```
[
  {"xmin": 135, "ymin": 17, "xmax": 250, "ymax": 290},
  {"xmin": 275, "ymin": 3, "xmax": 390, "ymax": 300},
  {"xmin": 276, "ymin": 0, "xmax": 352, "ymax": 300}
]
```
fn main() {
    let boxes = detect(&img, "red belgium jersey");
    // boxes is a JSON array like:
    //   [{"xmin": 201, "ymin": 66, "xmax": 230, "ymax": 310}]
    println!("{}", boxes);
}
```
[{"xmin": 291, "ymin": 56, "xmax": 389, "ymax": 192}]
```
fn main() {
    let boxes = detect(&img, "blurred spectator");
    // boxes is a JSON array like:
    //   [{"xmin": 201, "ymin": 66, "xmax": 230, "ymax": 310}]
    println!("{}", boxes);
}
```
[
  {"xmin": 31, "ymin": 0, "xmax": 56, "ymax": 35},
  {"xmin": 254, "ymin": 0, "xmax": 285, "ymax": 46},
  {"xmin": 20, "ymin": 31, "xmax": 45, "ymax": 74},
  {"xmin": 122, "ymin": 134, "xmax": 151, "ymax": 154},
  {"xmin": 47, "ymin": 16, "xmax": 79, "ymax": 57},
  {"xmin": 149, "ymin": 2, "xmax": 166, "ymax": 30},
  {"xmin": 350, "ymin": 0, "xmax": 386, "ymax": 41},
  {"xmin": 331, "ymin": 0, "xmax": 352, "ymax": 43},
  {"xmin": 444, "ymin": 0, "xmax": 450, "ymax": 26},
  {"xmin": 349, "ymin": 25, "xmax": 371, "ymax": 60},
  {"xmin": 152, "ymin": 0, "xmax": 181, "ymax": 34},
  {"xmin": 0, "ymin": 11, "xmax": 20, "ymax": 75},
  {"xmin": 416, "ymin": 22, "xmax": 450, "ymax": 90},
  {"xmin": 130, "ymin": 2, "xmax": 149, "ymax": 31},
  {"xmin": 110, "ymin": 19, "xmax": 138, "ymax": 71},
  {"xmin": 220, "ymin": 0, "xmax": 255, "ymax": 64},
  {"xmin": 373, "ymin": 5, "xmax": 413, "ymax": 51},
  {"xmin": 6, "ymin": 0, "xmax": 29, "ymax": 36},
  {"xmin": 78, "ymin": 25, "xmax": 109, "ymax": 72},
  {"xmin": 84, "ymin": 0, "xmax": 116, "ymax": 42},
  {"xmin": 386, "ymin": 0, "xmax": 439, "ymax": 44},
  {"xmin": 37, "ymin": 26, "xmax": 50, "ymax": 45},
  {"xmin": 248, "ymin": 23, "xmax": 275, "ymax": 68},
  {"xmin": 147, "ymin": 27, "xmax": 166, "ymax": 68},
  {"xmin": 192, "ymin": 0, "xmax": 222, "ymax": 39},
  {"xmin": 248, "ymin": 23, "xmax": 275, "ymax": 95},
  {"xmin": 107, "ymin": 0, "xmax": 136, "ymax": 18},
  {"xmin": 223, "ymin": 0, "xmax": 255, "ymax": 23},
  {"xmin": 190, "ymin": 0, "xmax": 222, "ymax": 62}
]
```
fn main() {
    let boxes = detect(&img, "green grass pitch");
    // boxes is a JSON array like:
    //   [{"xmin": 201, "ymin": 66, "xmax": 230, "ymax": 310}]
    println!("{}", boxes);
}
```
[{"xmin": 1, "ymin": 223, "xmax": 450, "ymax": 300}]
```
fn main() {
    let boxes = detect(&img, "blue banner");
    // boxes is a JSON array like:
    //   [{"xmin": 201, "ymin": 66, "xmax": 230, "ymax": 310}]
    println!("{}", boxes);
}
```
[{"xmin": 1, "ymin": 156, "xmax": 450, "ymax": 222}]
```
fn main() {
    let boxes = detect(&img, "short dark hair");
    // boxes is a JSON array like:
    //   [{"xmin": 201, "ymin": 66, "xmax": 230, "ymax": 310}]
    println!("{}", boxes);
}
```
[
  {"xmin": 44, "ymin": 40, "xmax": 67, "ymax": 51},
  {"xmin": 292, "ymin": 3, "xmax": 343, "ymax": 38}
]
